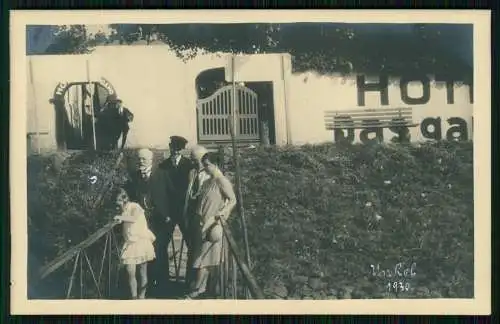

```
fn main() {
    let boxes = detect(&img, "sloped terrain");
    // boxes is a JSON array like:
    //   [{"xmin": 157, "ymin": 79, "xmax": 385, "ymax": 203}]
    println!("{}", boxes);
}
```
[
  {"xmin": 27, "ymin": 141, "xmax": 474, "ymax": 299},
  {"xmin": 221, "ymin": 141, "xmax": 474, "ymax": 299}
]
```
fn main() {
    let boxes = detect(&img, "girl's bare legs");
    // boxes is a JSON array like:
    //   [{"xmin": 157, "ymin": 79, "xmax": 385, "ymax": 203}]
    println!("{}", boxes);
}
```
[
  {"xmin": 138, "ymin": 262, "xmax": 148, "ymax": 299},
  {"xmin": 192, "ymin": 267, "xmax": 209, "ymax": 295},
  {"xmin": 125, "ymin": 264, "xmax": 137, "ymax": 299}
]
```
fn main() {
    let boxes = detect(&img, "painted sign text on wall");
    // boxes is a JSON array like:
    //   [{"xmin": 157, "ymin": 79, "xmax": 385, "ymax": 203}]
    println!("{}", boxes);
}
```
[
  {"xmin": 329, "ymin": 74, "xmax": 473, "ymax": 144},
  {"xmin": 356, "ymin": 75, "xmax": 474, "ymax": 106},
  {"xmin": 51, "ymin": 77, "xmax": 116, "ymax": 102}
]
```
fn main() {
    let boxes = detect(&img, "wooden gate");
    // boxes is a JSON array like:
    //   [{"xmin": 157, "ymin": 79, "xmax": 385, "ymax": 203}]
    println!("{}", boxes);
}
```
[{"xmin": 197, "ymin": 84, "xmax": 260, "ymax": 142}]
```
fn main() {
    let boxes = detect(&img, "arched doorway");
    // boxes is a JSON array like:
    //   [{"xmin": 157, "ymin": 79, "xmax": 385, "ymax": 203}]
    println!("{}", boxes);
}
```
[
  {"xmin": 50, "ymin": 78, "xmax": 116, "ymax": 150},
  {"xmin": 195, "ymin": 68, "xmax": 276, "ymax": 145}
]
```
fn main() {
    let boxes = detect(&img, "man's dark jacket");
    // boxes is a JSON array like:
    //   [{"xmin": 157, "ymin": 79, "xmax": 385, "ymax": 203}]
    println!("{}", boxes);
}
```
[
  {"xmin": 124, "ymin": 167, "xmax": 167, "ymax": 224},
  {"xmin": 156, "ymin": 155, "xmax": 194, "ymax": 227}
]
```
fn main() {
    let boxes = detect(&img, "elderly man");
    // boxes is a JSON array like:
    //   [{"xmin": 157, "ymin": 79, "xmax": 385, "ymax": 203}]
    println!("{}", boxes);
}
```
[
  {"xmin": 124, "ymin": 148, "xmax": 168, "ymax": 297},
  {"xmin": 125, "ymin": 149, "xmax": 164, "ymax": 216}
]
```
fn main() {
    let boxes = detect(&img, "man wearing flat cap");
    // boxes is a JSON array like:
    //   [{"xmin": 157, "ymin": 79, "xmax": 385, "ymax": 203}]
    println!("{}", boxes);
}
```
[{"xmin": 151, "ymin": 135, "xmax": 197, "ymax": 292}]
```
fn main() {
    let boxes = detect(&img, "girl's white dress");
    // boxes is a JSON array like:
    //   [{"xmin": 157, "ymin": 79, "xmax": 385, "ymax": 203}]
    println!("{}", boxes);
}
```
[{"xmin": 119, "ymin": 202, "xmax": 156, "ymax": 265}]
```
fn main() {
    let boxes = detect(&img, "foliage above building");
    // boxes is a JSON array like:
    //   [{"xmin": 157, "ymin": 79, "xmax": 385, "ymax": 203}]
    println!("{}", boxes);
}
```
[{"xmin": 27, "ymin": 23, "xmax": 473, "ymax": 84}]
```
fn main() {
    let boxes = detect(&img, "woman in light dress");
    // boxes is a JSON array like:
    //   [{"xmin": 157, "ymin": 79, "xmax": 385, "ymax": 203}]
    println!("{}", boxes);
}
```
[
  {"xmin": 184, "ymin": 145, "xmax": 237, "ymax": 299},
  {"xmin": 112, "ymin": 187, "xmax": 156, "ymax": 299}
]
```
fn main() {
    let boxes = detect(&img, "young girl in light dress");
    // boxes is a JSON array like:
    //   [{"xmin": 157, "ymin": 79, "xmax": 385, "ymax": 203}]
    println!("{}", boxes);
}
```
[{"xmin": 112, "ymin": 187, "xmax": 156, "ymax": 299}]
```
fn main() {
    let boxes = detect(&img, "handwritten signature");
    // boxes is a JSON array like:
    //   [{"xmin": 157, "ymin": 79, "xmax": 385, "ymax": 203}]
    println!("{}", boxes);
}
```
[{"xmin": 370, "ymin": 262, "xmax": 417, "ymax": 279}]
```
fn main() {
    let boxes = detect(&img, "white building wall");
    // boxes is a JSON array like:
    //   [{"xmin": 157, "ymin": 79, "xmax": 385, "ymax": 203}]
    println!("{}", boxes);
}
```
[
  {"xmin": 27, "ymin": 45, "xmax": 290, "ymax": 151},
  {"xmin": 26, "ymin": 45, "xmax": 472, "ymax": 152}
]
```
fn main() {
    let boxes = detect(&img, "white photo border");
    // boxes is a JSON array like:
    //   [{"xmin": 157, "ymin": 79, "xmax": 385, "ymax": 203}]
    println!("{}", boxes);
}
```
[{"xmin": 10, "ymin": 9, "xmax": 491, "ymax": 315}]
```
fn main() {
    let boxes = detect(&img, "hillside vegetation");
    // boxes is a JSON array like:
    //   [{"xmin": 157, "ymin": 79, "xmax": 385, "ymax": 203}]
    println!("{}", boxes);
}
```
[{"xmin": 27, "ymin": 141, "xmax": 474, "ymax": 299}]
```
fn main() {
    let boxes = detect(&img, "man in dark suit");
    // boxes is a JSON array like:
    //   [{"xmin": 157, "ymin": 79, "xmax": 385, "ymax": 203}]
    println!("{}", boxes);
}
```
[
  {"xmin": 95, "ymin": 96, "xmax": 134, "ymax": 150},
  {"xmin": 152, "ymin": 136, "xmax": 198, "ymax": 292},
  {"xmin": 123, "ymin": 148, "xmax": 169, "ymax": 297},
  {"xmin": 125, "ymin": 148, "xmax": 166, "ymax": 221}
]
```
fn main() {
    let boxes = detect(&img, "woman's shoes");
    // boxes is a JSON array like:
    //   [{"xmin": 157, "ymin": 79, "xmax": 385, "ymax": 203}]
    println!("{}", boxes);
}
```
[{"xmin": 183, "ymin": 289, "xmax": 206, "ymax": 299}]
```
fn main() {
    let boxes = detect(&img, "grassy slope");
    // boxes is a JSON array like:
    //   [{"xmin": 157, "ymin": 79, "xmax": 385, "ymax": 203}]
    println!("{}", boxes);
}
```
[
  {"xmin": 227, "ymin": 142, "xmax": 473, "ymax": 299},
  {"xmin": 27, "ymin": 141, "xmax": 473, "ymax": 299}
]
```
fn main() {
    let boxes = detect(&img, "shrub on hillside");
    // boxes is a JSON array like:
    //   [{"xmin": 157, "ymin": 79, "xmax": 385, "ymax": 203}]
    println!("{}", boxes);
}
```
[{"xmin": 27, "ymin": 150, "xmax": 131, "ymax": 297}]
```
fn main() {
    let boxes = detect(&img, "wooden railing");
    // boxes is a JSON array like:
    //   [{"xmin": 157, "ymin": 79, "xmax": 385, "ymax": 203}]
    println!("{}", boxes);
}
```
[
  {"xmin": 213, "ymin": 144, "xmax": 263, "ymax": 299},
  {"xmin": 35, "ymin": 219, "xmax": 263, "ymax": 299},
  {"xmin": 218, "ymin": 217, "xmax": 264, "ymax": 299},
  {"xmin": 38, "ymin": 220, "xmax": 122, "ymax": 298}
]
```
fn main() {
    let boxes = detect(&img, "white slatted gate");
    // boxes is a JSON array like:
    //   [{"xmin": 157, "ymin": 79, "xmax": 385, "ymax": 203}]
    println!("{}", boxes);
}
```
[{"xmin": 197, "ymin": 85, "xmax": 260, "ymax": 142}]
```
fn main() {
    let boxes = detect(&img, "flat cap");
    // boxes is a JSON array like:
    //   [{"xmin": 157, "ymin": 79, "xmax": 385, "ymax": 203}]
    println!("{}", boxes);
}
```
[
  {"xmin": 106, "ymin": 94, "xmax": 122, "ymax": 103},
  {"xmin": 170, "ymin": 135, "xmax": 188, "ymax": 149}
]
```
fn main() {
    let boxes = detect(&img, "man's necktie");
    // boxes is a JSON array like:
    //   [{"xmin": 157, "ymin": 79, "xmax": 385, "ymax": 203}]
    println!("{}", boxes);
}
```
[
  {"xmin": 190, "ymin": 170, "xmax": 201, "ymax": 200},
  {"xmin": 193, "ymin": 171, "xmax": 200, "ymax": 195}
]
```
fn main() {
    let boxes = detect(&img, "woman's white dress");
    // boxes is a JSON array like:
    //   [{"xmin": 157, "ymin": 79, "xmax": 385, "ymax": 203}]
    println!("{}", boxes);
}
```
[{"xmin": 119, "ymin": 202, "xmax": 156, "ymax": 265}]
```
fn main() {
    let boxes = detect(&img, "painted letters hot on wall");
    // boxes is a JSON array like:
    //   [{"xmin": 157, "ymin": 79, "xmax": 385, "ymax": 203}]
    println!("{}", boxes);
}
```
[
  {"xmin": 356, "ymin": 74, "xmax": 473, "ymax": 106},
  {"xmin": 330, "ymin": 74, "xmax": 473, "ymax": 144}
]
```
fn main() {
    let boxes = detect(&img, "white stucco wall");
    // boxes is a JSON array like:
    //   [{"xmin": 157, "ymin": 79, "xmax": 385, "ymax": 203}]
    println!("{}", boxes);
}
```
[
  {"xmin": 26, "ymin": 45, "xmax": 473, "ymax": 152},
  {"xmin": 27, "ymin": 45, "xmax": 290, "ymax": 151},
  {"xmin": 27, "ymin": 54, "xmax": 90, "ymax": 151}
]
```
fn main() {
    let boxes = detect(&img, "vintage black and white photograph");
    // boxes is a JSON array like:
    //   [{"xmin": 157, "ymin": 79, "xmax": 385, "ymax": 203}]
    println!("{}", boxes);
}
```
[{"xmin": 11, "ymin": 10, "xmax": 491, "ymax": 315}]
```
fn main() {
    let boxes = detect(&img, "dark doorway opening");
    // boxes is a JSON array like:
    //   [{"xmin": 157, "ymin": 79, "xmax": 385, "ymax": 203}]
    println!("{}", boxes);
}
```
[
  {"xmin": 52, "ymin": 82, "xmax": 112, "ymax": 150},
  {"xmin": 245, "ymin": 81, "xmax": 276, "ymax": 145}
]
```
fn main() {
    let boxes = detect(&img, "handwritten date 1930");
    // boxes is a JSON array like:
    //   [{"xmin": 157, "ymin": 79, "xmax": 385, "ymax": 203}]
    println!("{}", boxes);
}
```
[{"xmin": 387, "ymin": 281, "xmax": 410, "ymax": 293}]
